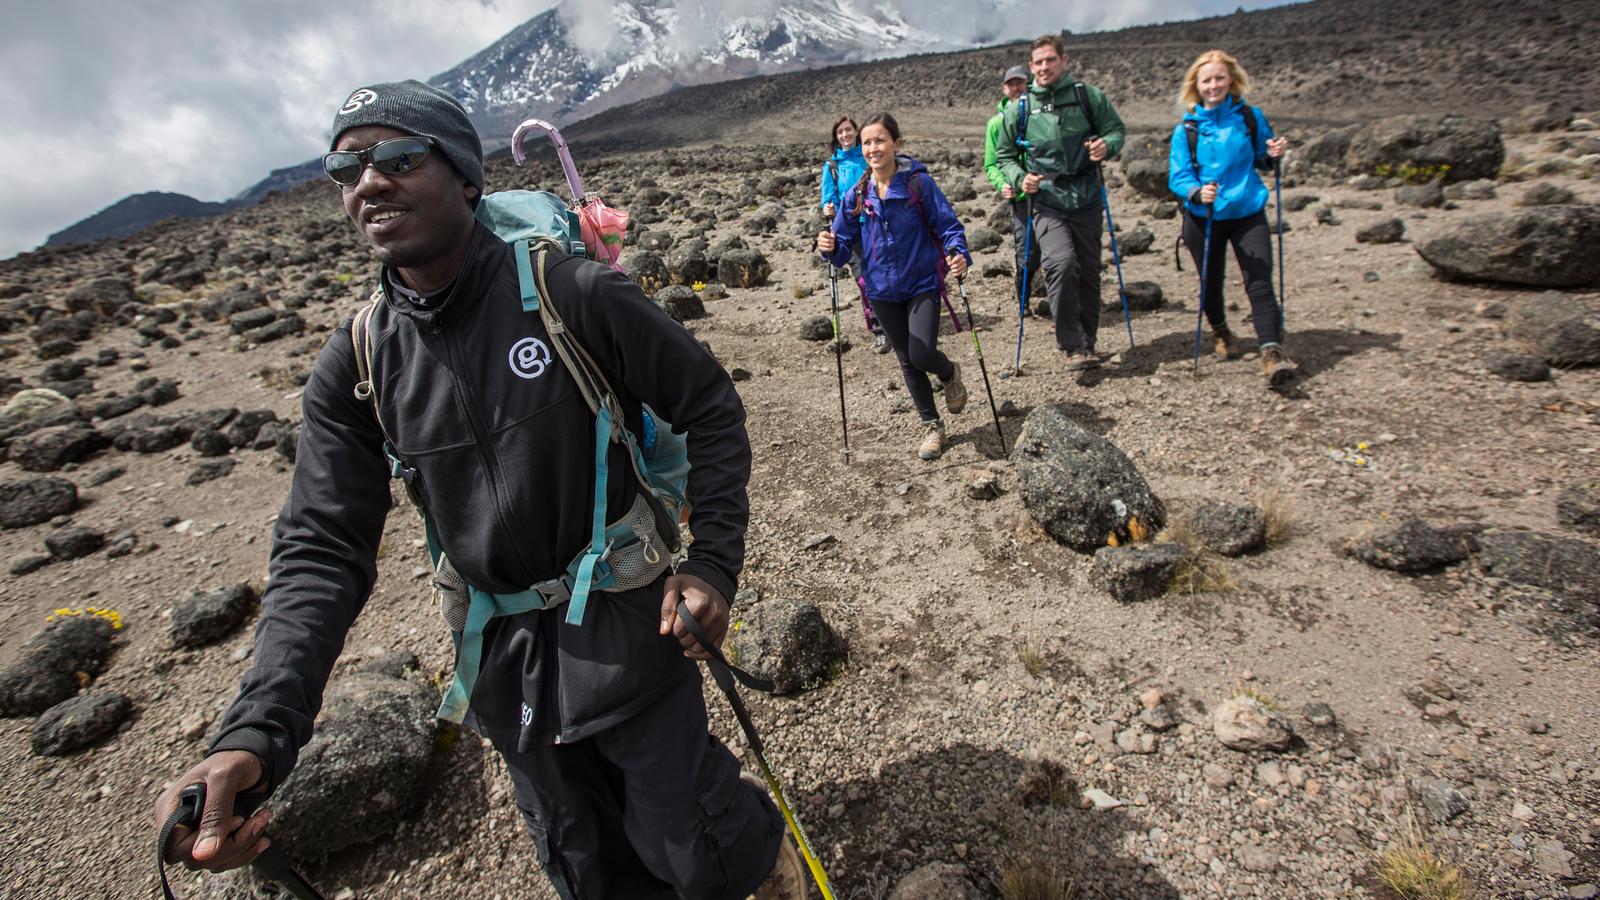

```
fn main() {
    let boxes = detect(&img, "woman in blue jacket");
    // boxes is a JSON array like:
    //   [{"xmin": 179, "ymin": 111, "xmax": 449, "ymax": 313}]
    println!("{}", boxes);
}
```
[
  {"xmin": 817, "ymin": 113, "xmax": 972, "ymax": 461},
  {"xmin": 820, "ymin": 115, "xmax": 888, "ymax": 353},
  {"xmin": 1168, "ymin": 49, "xmax": 1294, "ymax": 384}
]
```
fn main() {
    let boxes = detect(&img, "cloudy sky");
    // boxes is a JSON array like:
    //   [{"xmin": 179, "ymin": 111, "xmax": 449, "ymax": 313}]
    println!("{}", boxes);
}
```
[{"xmin": 0, "ymin": 0, "xmax": 1284, "ymax": 258}]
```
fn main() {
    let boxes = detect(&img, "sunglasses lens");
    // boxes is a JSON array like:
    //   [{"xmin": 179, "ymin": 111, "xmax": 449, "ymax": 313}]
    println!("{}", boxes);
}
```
[
  {"xmin": 323, "ymin": 152, "xmax": 362, "ymax": 185},
  {"xmin": 371, "ymin": 138, "xmax": 431, "ymax": 176}
]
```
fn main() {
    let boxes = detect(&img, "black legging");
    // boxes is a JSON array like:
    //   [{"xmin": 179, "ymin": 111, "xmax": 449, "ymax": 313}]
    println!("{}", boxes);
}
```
[
  {"xmin": 1181, "ymin": 209, "xmax": 1282, "ymax": 346},
  {"xmin": 872, "ymin": 291, "xmax": 955, "ymax": 423}
]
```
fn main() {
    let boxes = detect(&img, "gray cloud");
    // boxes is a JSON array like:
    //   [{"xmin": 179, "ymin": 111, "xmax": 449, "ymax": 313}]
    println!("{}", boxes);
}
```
[{"xmin": 2, "ymin": 0, "xmax": 1280, "ymax": 258}]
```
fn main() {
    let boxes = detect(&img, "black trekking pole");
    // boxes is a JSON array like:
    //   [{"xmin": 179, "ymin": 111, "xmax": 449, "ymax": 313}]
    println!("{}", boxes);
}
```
[
  {"xmin": 1013, "ymin": 196, "xmax": 1034, "ymax": 376},
  {"xmin": 955, "ymin": 276, "xmax": 1007, "ymax": 454},
  {"xmin": 826, "ymin": 265, "xmax": 851, "ymax": 462},
  {"xmin": 1094, "ymin": 152, "xmax": 1136, "ymax": 350},
  {"xmin": 1191, "ymin": 201, "xmax": 1215, "ymax": 375},
  {"xmin": 158, "ymin": 783, "xmax": 326, "ymax": 900},
  {"xmin": 1274, "ymin": 157, "xmax": 1286, "ymax": 335}
]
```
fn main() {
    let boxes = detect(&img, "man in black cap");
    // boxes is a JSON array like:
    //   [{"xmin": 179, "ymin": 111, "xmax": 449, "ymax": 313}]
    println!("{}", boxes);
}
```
[
  {"xmin": 154, "ymin": 79, "xmax": 802, "ymax": 900},
  {"xmin": 983, "ymin": 64, "xmax": 1038, "ymax": 317}
]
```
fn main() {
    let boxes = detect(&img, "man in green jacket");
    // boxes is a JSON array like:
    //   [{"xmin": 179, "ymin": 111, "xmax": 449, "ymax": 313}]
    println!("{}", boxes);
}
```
[
  {"xmin": 984, "ymin": 64, "xmax": 1037, "ymax": 316},
  {"xmin": 995, "ymin": 34, "xmax": 1126, "ymax": 370}
]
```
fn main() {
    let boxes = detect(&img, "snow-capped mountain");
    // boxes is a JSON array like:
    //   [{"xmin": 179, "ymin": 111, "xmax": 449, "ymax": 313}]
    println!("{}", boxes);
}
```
[{"xmin": 432, "ymin": 0, "xmax": 982, "ymax": 146}]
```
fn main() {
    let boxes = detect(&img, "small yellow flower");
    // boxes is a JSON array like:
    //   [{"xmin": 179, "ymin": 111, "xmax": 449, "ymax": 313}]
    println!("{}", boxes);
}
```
[{"xmin": 1357, "ymin": 441, "xmax": 1370, "ymax": 451}]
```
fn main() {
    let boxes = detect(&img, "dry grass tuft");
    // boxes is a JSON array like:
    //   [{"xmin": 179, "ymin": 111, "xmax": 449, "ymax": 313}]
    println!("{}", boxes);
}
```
[
  {"xmin": 1258, "ymin": 488, "xmax": 1294, "ymax": 547},
  {"xmin": 1171, "ymin": 553, "xmax": 1235, "ymax": 595},
  {"xmin": 1017, "ymin": 639, "xmax": 1046, "ymax": 677},
  {"xmin": 1375, "ymin": 834, "xmax": 1470, "ymax": 900},
  {"xmin": 998, "ymin": 857, "xmax": 1078, "ymax": 900}
]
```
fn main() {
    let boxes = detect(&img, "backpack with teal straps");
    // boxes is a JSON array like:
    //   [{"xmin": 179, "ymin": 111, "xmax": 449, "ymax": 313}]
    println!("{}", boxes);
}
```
[{"xmin": 351, "ymin": 189, "xmax": 690, "ymax": 724}]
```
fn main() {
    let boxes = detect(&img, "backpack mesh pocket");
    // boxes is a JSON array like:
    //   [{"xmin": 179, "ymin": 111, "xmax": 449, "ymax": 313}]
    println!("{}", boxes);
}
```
[{"xmin": 604, "ymin": 493, "xmax": 673, "ymax": 591}]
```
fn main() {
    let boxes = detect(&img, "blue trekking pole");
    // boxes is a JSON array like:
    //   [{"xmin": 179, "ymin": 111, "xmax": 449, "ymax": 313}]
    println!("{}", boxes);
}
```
[
  {"xmin": 1014, "ymin": 196, "xmax": 1033, "ymax": 375},
  {"xmin": 1095, "ymin": 155, "xmax": 1136, "ymax": 350},
  {"xmin": 1191, "ymin": 201, "xmax": 1214, "ymax": 374},
  {"xmin": 1273, "ymin": 157, "xmax": 1286, "ymax": 335}
]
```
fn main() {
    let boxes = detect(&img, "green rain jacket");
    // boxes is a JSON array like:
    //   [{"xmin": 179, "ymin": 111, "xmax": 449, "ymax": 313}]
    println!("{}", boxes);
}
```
[
  {"xmin": 983, "ymin": 99, "xmax": 1013, "ymax": 198},
  {"xmin": 994, "ymin": 76, "xmax": 1126, "ymax": 215}
]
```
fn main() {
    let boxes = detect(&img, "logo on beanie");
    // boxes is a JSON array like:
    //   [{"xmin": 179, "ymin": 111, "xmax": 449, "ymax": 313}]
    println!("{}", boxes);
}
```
[{"xmin": 341, "ymin": 88, "xmax": 378, "ymax": 115}]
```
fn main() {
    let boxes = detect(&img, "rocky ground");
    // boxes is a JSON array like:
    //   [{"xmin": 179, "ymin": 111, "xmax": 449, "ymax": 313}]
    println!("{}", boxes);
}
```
[{"xmin": 3, "ymin": 27, "xmax": 1600, "ymax": 900}]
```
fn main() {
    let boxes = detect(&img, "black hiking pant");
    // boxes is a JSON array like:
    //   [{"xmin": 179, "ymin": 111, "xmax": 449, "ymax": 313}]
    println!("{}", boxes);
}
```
[
  {"xmin": 873, "ymin": 291, "xmax": 956, "ymax": 423},
  {"xmin": 1034, "ymin": 204, "xmax": 1103, "ymax": 352},
  {"xmin": 491, "ymin": 675, "xmax": 784, "ymax": 899},
  {"xmin": 841, "ymin": 251, "xmax": 882, "ymax": 336},
  {"xmin": 1010, "ymin": 202, "xmax": 1040, "ymax": 312},
  {"xmin": 1181, "ymin": 209, "xmax": 1283, "ymax": 346}
]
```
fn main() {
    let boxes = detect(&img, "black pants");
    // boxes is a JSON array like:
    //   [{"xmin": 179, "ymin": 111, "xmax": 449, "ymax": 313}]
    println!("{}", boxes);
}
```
[
  {"xmin": 1034, "ymin": 205, "xmax": 1104, "ymax": 352},
  {"xmin": 1181, "ymin": 209, "xmax": 1282, "ymax": 346},
  {"xmin": 1010, "ymin": 202, "xmax": 1040, "ymax": 308},
  {"xmin": 873, "ymin": 291, "xmax": 956, "ymax": 423},
  {"xmin": 491, "ymin": 675, "xmax": 784, "ymax": 900},
  {"xmin": 841, "ymin": 252, "xmax": 882, "ymax": 336}
]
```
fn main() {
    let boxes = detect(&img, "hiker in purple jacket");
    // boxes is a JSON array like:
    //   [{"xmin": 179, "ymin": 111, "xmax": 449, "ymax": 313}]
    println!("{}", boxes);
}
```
[{"xmin": 817, "ymin": 113, "xmax": 972, "ymax": 461}]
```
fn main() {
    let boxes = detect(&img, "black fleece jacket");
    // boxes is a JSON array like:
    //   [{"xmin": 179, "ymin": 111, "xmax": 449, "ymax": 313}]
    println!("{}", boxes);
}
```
[{"xmin": 209, "ymin": 223, "xmax": 751, "ymax": 788}]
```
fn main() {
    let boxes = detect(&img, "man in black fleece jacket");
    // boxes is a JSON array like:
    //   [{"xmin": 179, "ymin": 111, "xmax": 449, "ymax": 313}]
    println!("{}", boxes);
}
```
[{"xmin": 154, "ymin": 80, "xmax": 802, "ymax": 900}]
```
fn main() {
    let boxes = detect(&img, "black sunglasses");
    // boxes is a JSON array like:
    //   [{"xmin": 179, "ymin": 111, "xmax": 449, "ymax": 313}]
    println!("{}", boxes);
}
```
[{"xmin": 322, "ymin": 136, "xmax": 437, "ymax": 186}]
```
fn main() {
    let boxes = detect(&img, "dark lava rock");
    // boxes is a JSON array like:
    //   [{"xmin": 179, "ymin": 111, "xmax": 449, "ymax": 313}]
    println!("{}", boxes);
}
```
[
  {"xmin": 186, "ymin": 458, "xmax": 236, "ymax": 486},
  {"xmin": 1117, "ymin": 224, "xmax": 1156, "ymax": 256},
  {"xmin": 10, "ymin": 554, "xmax": 53, "ymax": 576},
  {"xmin": 1183, "ymin": 501, "xmax": 1267, "ymax": 556},
  {"xmin": 266, "ymin": 669, "xmax": 437, "ymax": 856},
  {"xmin": 1412, "ymin": 777, "xmax": 1470, "ymax": 824},
  {"xmin": 190, "ymin": 429, "xmax": 232, "ymax": 457},
  {"xmin": 1348, "ymin": 518, "xmax": 1475, "ymax": 572},
  {"xmin": 223, "ymin": 410, "xmax": 278, "ymax": 448},
  {"xmin": 64, "ymin": 278, "xmax": 135, "ymax": 317},
  {"xmin": 1517, "ymin": 183, "xmax": 1576, "ymax": 207},
  {"xmin": 1354, "ymin": 219, "xmax": 1405, "ymax": 244},
  {"xmin": 89, "ymin": 394, "xmax": 146, "ymax": 420},
  {"xmin": 1506, "ymin": 292, "xmax": 1600, "ymax": 366},
  {"xmin": 966, "ymin": 227, "xmax": 1003, "ymax": 253},
  {"xmin": 123, "ymin": 424, "xmax": 186, "ymax": 453},
  {"xmin": 1122, "ymin": 158, "xmax": 1170, "ymax": 198},
  {"xmin": 1443, "ymin": 179, "xmax": 1497, "ymax": 201},
  {"xmin": 170, "ymin": 583, "xmax": 258, "ymax": 648},
  {"xmin": 0, "ymin": 616, "xmax": 118, "ymax": 717},
  {"xmin": 0, "ymin": 476, "xmax": 78, "ymax": 529},
  {"xmin": 8, "ymin": 424, "xmax": 105, "ymax": 472},
  {"xmin": 86, "ymin": 466, "xmax": 126, "ymax": 487},
  {"xmin": 30, "ymin": 691, "xmax": 132, "ymax": 756},
  {"xmin": 623, "ymin": 251, "xmax": 671, "ymax": 292},
  {"xmin": 45, "ymin": 527, "xmax": 105, "ymax": 560},
  {"xmin": 1093, "ymin": 542, "xmax": 1192, "ymax": 602},
  {"xmin": 1395, "ymin": 181, "xmax": 1445, "ymax": 208},
  {"xmin": 1111, "ymin": 281, "xmax": 1163, "ymax": 312},
  {"xmin": 1485, "ymin": 353, "xmax": 1551, "ymax": 382},
  {"xmin": 654, "ymin": 285, "xmax": 705, "ymax": 321},
  {"xmin": 719, "ymin": 248, "xmax": 771, "ymax": 288},
  {"xmin": 1345, "ymin": 114, "xmax": 1504, "ymax": 183},
  {"xmin": 1149, "ymin": 200, "xmax": 1179, "ymax": 220},
  {"xmin": 800, "ymin": 315, "xmax": 834, "ymax": 341},
  {"xmin": 1417, "ymin": 208, "xmax": 1600, "ymax": 288},
  {"xmin": 1282, "ymin": 194, "xmax": 1320, "ymax": 212},
  {"xmin": 243, "ymin": 313, "xmax": 304, "ymax": 345},
  {"xmin": 143, "ymin": 378, "xmax": 180, "ymax": 406},
  {"xmin": 228, "ymin": 307, "xmax": 279, "ymax": 335},
  {"xmin": 1012, "ymin": 404, "xmax": 1165, "ymax": 552},
  {"xmin": 1556, "ymin": 482, "xmax": 1600, "ymax": 536},
  {"xmin": 666, "ymin": 240, "xmax": 712, "ymax": 285},
  {"xmin": 1476, "ymin": 530, "xmax": 1600, "ymax": 602},
  {"xmin": 727, "ymin": 599, "xmax": 843, "ymax": 695}
]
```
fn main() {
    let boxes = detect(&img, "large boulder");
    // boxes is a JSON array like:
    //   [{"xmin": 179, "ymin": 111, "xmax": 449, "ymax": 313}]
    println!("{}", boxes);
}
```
[
  {"xmin": 727, "ymin": 599, "xmax": 843, "ymax": 695},
  {"xmin": 654, "ymin": 285, "xmax": 706, "ymax": 322},
  {"xmin": 1289, "ymin": 126, "xmax": 1357, "ymax": 181},
  {"xmin": 7, "ymin": 424, "xmax": 105, "ymax": 472},
  {"xmin": 621, "ymin": 251, "xmax": 670, "ymax": 292},
  {"xmin": 1345, "ymin": 115, "xmax": 1505, "ymax": 183},
  {"xmin": 266, "ymin": 664, "xmax": 437, "ymax": 856},
  {"xmin": 1505, "ymin": 292, "xmax": 1600, "ymax": 367},
  {"xmin": 719, "ymin": 249, "xmax": 771, "ymax": 288},
  {"xmin": 1416, "ymin": 207, "xmax": 1600, "ymax": 289},
  {"xmin": 1119, "ymin": 133, "xmax": 1172, "ymax": 199},
  {"xmin": 1476, "ymin": 530, "xmax": 1600, "ymax": 603},
  {"xmin": 0, "ymin": 616, "xmax": 118, "ymax": 717},
  {"xmin": 0, "ymin": 476, "xmax": 79, "ymax": 529},
  {"xmin": 666, "ymin": 239, "xmax": 712, "ymax": 285},
  {"xmin": 1012, "ymin": 405, "xmax": 1165, "ymax": 552}
]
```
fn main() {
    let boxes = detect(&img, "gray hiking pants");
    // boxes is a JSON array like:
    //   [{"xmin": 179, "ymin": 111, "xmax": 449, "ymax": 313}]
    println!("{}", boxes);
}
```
[
  {"xmin": 492, "ymin": 674, "xmax": 784, "ymax": 899},
  {"xmin": 1035, "ymin": 204, "xmax": 1104, "ymax": 352}
]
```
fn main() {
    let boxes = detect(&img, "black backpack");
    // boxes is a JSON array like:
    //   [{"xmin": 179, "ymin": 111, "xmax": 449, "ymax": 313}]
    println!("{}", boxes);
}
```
[{"xmin": 1014, "ymin": 81, "xmax": 1098, "ymax": 154}]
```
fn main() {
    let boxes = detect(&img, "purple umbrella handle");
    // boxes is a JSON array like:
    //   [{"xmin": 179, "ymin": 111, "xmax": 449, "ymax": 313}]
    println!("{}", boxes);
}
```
[{"xmin": 511, "ymin": 118, "xmax": 586, "ymax": 202}]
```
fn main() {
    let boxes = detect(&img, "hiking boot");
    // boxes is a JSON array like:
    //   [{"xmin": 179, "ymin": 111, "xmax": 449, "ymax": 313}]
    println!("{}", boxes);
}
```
[
  {"xmin": 1213, "ymin": 326, "xmax": 1240, "ymax": 360},
  {"xmin": 1064, "ymin": 348, "xmax": 1099, "ymax": 371},
  {"xmin": 1261, "ymin": 345, "xmax": 1298, "ymax": 385},
  {"xmin": 872, "ymin": 331, "xmax": 890, "ymax": 354},
  {"xmin": 750, "ymin": 831, "xmax": 806, "ymax": 900},
  {"xmin": 741, "ymin": 774, "xmax": 806, "ymax": 900},
  {"xmin": 943, "ymin": 362, "xmax": 968, "ymax": 414},
  {"xmin": 918, "ymin": 420, "xmax": 945, "ymax": 460}
]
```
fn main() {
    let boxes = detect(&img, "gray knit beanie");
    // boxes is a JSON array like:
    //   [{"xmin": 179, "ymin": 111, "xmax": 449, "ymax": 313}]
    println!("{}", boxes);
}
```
[{"xmin": 329, "ymin": 80, "xmax": 484, "ymax": 194}]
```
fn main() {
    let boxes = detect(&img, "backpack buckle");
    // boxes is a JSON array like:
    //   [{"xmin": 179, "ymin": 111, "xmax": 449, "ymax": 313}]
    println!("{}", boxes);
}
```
[{"xmin": 531, "ymin": 577, "xmax": 572, "ymax": 607}]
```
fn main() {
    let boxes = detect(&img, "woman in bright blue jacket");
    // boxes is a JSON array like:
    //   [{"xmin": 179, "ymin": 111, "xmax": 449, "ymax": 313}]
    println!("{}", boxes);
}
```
[
  {"xmin": 819, "ymin": 116, "xmax": 888, "ymax": 353},
  {"xmin": 1168, "ymin": 49, "xmax": 1294, "ymax": 384},
  {"xmin": 817, "ymin": 113, "xmax": 972, "ymax": 461}
]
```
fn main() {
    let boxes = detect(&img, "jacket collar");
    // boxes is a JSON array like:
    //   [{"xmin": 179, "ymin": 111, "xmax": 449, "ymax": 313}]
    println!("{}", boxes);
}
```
[{"xmin": 380, "ymin": 220, "xmax": 500, "ymax": 331}]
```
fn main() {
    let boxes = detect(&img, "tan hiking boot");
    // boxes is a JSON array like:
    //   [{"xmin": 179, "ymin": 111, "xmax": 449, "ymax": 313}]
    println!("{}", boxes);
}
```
[
  {"xmin": 918, "ymin": 419, "xmax": 945, "ymax": 460},
  {"xmin": 944, "ymin": 362, "xmax": 968, "ymax": 414},
  {"xmin": 750, "ymin": 831, "xmax": 806, "ymax": 900},
  {"xmin": 1213, "ymin": 326, "xmax": 1240, "ymax": 360},
  {"xmin": 1261, "ymin": 345, "xmax": 1298, "ymax": 385}
]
